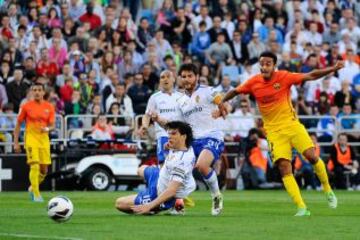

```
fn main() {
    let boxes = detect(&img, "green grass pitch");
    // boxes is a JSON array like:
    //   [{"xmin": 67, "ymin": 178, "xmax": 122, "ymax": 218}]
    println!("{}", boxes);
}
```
[{"xmin": 0, "ymin": 191, "xmax": 359, "ymax": 240}]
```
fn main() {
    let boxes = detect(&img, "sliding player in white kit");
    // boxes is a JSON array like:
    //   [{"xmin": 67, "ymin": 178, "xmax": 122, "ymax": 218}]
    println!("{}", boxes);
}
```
[
  {"xmin": 115, "ymin": 121, "xmax": 196, "ymax": 215},
  {"xmin": 139, "ymin": 70, "xmax": 184, "ymax": 165},
  {"xmin": 153, "ymin": 63, "xmax": 226, "ymax": 216}
]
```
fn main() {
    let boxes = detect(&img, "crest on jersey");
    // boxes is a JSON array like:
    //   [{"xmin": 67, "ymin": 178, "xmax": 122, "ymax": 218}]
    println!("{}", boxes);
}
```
[
  {"xmin": 273, "ymin": 83, "xmax": 281, "ymax": 90},
  {"xmin": 195, "ymin": 95, "xmax": 200, "ymax": 103}
]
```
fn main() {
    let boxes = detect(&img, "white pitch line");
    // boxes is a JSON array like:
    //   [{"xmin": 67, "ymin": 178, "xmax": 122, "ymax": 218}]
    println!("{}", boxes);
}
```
[{"xmin": 0, "ymin": 232, "xmax": 83, "ymax": 240}]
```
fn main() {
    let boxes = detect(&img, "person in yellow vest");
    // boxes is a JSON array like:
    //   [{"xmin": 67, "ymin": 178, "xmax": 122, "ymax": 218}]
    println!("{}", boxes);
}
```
[{"xmin": 329, "ymin": 133, "xmax": 359, "ymax": 189}]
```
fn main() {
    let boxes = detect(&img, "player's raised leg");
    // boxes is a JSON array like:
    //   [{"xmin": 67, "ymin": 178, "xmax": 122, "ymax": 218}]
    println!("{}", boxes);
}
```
[
  {"xmin": 291, "ymin": 125, "xmax": 337, "ymax": 209},
  {"xmin": 277, "ymin": 159, "xmax": 310, "ymax": 216},
  {"xmin": 303, "ymin": 148, "xmax": 337, "ymax": 208}
]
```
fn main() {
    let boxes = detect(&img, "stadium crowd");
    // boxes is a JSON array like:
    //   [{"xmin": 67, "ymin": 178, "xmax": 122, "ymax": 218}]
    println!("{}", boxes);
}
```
[{"xmin": 0, "ymin": 0, "xmax": 359, "ymax": 190}]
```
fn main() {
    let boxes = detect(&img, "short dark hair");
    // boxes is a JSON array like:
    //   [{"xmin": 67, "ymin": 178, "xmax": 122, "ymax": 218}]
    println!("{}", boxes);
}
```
[
  {"xmin": 165, "ymin": 121, "xmax": 193, "ymax": 148},
  {"xmin": 179, "ymin": 63, "xmax": 199, "ymax": 76},
  {"xmin": 32, "ymin": 82, "xmax": 45, "ymax": 90},
  {"xmin": 259, "ymin": 51, "xmax": 277, "ymax": 64}
]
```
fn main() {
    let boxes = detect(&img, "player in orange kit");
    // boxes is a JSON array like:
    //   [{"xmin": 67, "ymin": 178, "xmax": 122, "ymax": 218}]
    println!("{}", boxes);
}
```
[
  {"xmin": 14, "ymin": 83, "xmax": 55, "ymax": 202},
  {"xmin": 219, "ymin": 51, "xmax": 343, "ymax": 216}
]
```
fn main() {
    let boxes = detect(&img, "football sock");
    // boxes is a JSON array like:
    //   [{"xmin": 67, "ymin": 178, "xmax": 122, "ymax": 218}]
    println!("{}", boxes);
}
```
[
  {"xmin": 282, "ymin": 174, "xmax": 306, "ymax": 209},
  {"xmin": 203, "ymin": 169, "xmax": 220, "ymax": 197},
  {"xmin": 29, "ymin": 164, "xmax": 41, "ymax": 198},
  {"xmin": 39, "ymin": 172, "xmax": 46, "ymax": 185},
  {"xmin": 313, "ymin": 158, "xmax": 332, "ymax": 193}
]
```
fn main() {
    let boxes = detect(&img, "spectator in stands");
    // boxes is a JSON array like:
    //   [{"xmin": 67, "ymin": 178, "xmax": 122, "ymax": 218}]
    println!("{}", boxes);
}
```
[
  {"xmin": 258, "ymin": 16, "xmax": 284, "ymax": 45},
  {"xmin": 237, "ymin": 19, "xmax": 252, "ymax": 45},
  {"xmin": 207, "ymin": 16, "xmax": 230, "ymax": 44},
  {"xmin": 70, "ymin": 50, "xmax": 86, "ymax": 78},
  {"xmin": 190, "ymin": 21, "xmax": 211, "ymax": 63},
  {"xmin": 170, "ymin": 7, "xmax": 192, "ymax": 48},
  {"xmin": 7, "ymin": 37, "xmax": 23, "ymax": 67},
  {"xmin": 79, "ymin": 3, "xmax": 101, "ymax": 31},
  {"xmin": 142, "ymin": 63, "xmax": 159, "ymax": 91},
  {"xmin": 329, "ymin": 133, "xmax": 359, "ymax": 189},
  {"xmin": 278, "ymin": 52, "xmax": 298, "ymax": 72},
  {"xmin": 0, "ymin": 79, "xmax": 8, "ymax": 108},
  {"xmin": 314, "ymin": 91, "xmax": 331, "ymax": 115},
  {"xmin": 225, "ymin": 99, "xmax": 255, "ymax": 140},
  {"xmin": 192, "ymin": 5, "xmax": 212, "ymax": 32},
  {"xmin": 322, "ymin": 22, "xmax": 341, "ymax": 46},
  {"xmin": 56, "ymin": 63, "xmax": 77, "ymax": 89},
  {"xmin": 334, "ymin": 80, "xmax": 355, "ymax": 109},
  {"xmin": 0, "ymin": 61, "xmax": 12, "ymax": 85},
  {"xmin": 59, "ymin": 77, "xmax": 74, "ymax": 103},
  {"xmin": 317, "ymin": 105, "xmax": 339, "ymax": 143},
  {"xmin": 229, "ymin": 30, "xmax": 249, "ymax": 65},
  {"xmin": 127, "ymin": 73, "xmax": 152, "ymax": 115},
  {"xmin": 5, "ymin": 68, "xmax": 29, "ymax": 113},
  {"xmin": 90, "ymin": 114, "xmax": 130, "ymax": 141},
  {"xmin": 247, "ymin": 32, "xmax": 266, "ymax": 63},
  {"xmin": 48, "ymin": 38, "xmax": 67, "ymax": 69},
  {"xmin": 244, "ymin": 128, "xmax": 269, "ymax": 187},
  {"xmin": 105, "ymin": 82, "xmax": 134, "ymax": 117},
  {"xmin": 86, "ymin": 94, "xmax": 102, "ymax": 114},
  {"xmin": 65, "ymin": 90, "xmax": 84, "ymax": 128},
  {"xmin": 0, "ymin": 103, "xmax": 16, "ymax": 153},
  {"xmin": 47, "ymin": 7, "xmax": 62, "ymax": 28},
  {"xmin": 36, "ymin": 47, "xmax": 59, "ymax": 79},
  {"xmin": 339, "ymin": 103, "xmax": 358, "ymax": 142},
  {"xmin": 206, "ymin": 32, "xmax": 233, "ymax": 69},
  {"xmin": 137, "ymin": 17, "xmax": 155, "ymax": 53}
]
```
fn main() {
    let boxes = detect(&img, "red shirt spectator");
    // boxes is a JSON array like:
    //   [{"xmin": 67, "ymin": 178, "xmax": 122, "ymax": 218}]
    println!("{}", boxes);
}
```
[
  {"xmin": 79, "ymin": 4, "xmax": 101, "ymax": 31},
  {"xmin": 59, "ymin": 78, "xmax": 74, "ymax": 103},
  {"xmin": 36, "ymin": 48, "xmax": 59, "ymax": 77}
]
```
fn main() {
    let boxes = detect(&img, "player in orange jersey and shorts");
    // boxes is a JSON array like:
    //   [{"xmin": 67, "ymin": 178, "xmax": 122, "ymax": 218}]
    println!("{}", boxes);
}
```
[
  {"xmin": 219, "ymin": 51, "xmax": 343, "ymax": 216},
  {"xmin": 14, "ymin": 82, "xmax": 55, "ymax": 202}
]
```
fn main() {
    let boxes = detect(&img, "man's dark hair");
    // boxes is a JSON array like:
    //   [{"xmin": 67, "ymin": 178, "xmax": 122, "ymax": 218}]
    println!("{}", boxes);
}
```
[
  {"xmin": 259, "ymin": 51, "xmax": 277, "ymax": 64},
  {"xmin": 32, "ymin": 82, "xmax": 45, "ymax": 90},
  {"xmin": 165, "ymin": 121, "xmax": 193, "ymax": 148},
  {"xmin": 179, "ymin": 63, "xmax": 199, "ymax": 76}
]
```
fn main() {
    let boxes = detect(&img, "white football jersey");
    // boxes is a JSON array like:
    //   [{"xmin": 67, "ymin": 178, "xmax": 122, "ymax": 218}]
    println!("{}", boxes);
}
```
[
  {"xmin": 177, "ymin": 85, "xmax": 224, "ymax": 140},
  {"xmin": 157, "ymin": 148, "xmax": 196, "ymax": 199},
  {"xmin": 145, "ymin": 91, "xmax": 184, "ymax": 138}
]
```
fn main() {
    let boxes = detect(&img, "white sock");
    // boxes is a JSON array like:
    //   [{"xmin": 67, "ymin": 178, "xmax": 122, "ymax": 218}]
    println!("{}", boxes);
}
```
[{"xmin": 203, "ymin": 170, "xmax": 220, "ymax": 197}]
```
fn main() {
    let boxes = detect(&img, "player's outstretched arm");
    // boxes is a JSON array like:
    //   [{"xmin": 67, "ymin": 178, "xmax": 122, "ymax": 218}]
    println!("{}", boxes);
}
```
[
  {"xmin": 131, "ymin": 181, "xmax": 181, "ymax": 214},
  {"xmin": 216, "ymin": 89, "xmax": 238, "ymax": 118},
  {"xmin": 303, "ymin": 60, "xmax": 345, "ymax": 82}
]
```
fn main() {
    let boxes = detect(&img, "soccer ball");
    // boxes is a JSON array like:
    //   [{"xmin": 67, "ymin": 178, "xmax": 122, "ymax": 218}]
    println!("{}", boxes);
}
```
[{"xmin": 47, "ymin": 196, "xmax": 74, "ymax": 222}]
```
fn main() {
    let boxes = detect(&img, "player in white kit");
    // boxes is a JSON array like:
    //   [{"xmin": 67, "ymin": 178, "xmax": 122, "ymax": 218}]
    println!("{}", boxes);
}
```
[
  {"xmin": 139, "ymin": 70, "xmax": 184, "ymax": 165},
  {"xmin": 153, "ymin": 63, "xmax": 226, "ymax": 216},
  {"xmin": 115, "ymin": 121, "xmax": 196, "ymax": 215}
]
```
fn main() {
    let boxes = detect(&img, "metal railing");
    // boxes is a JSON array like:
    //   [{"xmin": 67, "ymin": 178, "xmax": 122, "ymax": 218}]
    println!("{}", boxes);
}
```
[
  {"xmin": 0, "ymin": 113, "xmax": 65, "ymax": 149},
  {"xmin": 1, "ymin": 113, "xmax": 359, "ymax": 148},
  {"xmin": 64, "ymin": 114, "xmax": 135, "ymax": 140}
]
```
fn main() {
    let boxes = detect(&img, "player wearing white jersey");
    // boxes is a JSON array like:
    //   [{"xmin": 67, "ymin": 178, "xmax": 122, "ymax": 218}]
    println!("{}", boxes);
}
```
[
  {"xmin": 153, "ymin": 64, "xmax": 227, "ymax": 216},
  {"xmin": 116, "ymin": 121, "xmax": 196, "ymax": 215},
  {"xmin": 139, "ymin": 71, "xmax": 184, "ymax": 164}
]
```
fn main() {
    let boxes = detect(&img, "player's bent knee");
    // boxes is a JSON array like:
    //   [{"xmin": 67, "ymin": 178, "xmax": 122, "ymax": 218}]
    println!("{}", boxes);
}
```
[
  {"xmin": 115, "ymin": 197, "xmax": 127, "ymax": 210},
  {"xmin": 137, "ymin": 165, "xmax": 147, "ymax": 178},
  {"xmin": 276, "ymin": 159, "xmax": 292, "ymax": 176}
]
